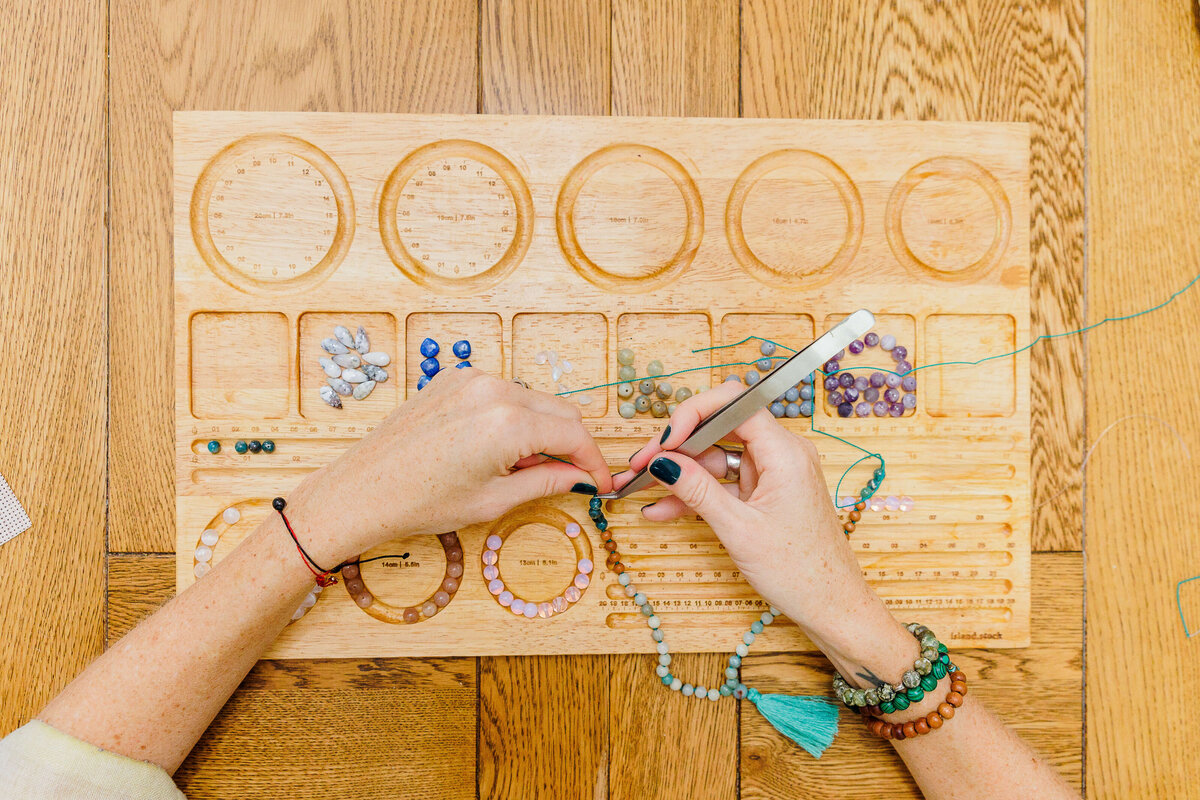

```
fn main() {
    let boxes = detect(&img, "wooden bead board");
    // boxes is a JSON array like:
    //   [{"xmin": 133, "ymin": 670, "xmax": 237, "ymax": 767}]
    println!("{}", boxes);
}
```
[{"xmin": 174, "ymin": 112, "xmax": 1030, "ymax": 658}]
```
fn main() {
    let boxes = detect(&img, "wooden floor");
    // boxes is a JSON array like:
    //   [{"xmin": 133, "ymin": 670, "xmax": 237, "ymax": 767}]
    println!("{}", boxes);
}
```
[{"xmin": 1, "ymin": 1, "xmax": 1197, "ymax": 796}]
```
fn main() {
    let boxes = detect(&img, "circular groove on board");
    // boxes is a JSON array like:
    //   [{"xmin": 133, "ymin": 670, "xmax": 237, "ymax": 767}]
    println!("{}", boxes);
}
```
[
  {"xmin": 190, "ymin": 134, "xmax": 355, "ymax": 294},
  {"xmin": 725, "ymin": 149, "xmax": 863, "ymax": 286},
  {"xmin": 379, "ymin": 140, "xmax": 534, "ymax": 293},
  {"xmin": 885, "ymin": 157, "xmax": 1011, "ymax": 282},
  {"xmin": 556, "ymin": 144, "xmax": 704, "ymax": 293}
]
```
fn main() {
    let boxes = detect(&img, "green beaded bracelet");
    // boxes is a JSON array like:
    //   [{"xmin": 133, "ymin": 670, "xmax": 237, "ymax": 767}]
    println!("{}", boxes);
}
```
[{"xmin": 833, "ymin": 622, "xmax": 948, "ymax": 709}]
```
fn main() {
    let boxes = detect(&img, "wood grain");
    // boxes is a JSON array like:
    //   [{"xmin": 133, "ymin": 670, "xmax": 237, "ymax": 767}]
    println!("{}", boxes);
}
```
[
  {"xmin": 611, "ymin": 0, "xmax": 739, "ymax": 118},
  {"xmin": 109, "ymin": 0, "xmax": 479, "ymax": 552},
  {"xmin": 107, "ymin": 554, "xmax": 177, "ymax": 644},
  {"xmin": 740, "ymin": 0, "xmax": 1085, "ymax": 552},
  {"xmin": 482, "ymin": 0, "xmax": 611, "ymax": 115},
  {"xmin": 741, "ymin": 552, "xmax": 1082, "ymax": 799},
  {"xmin": 1086, "ymin": 1, "xmax": 1200, "ymax": 796},
  {"xmin": 0, "ymin": 0, "xmax": 106, "ymax": 735}
]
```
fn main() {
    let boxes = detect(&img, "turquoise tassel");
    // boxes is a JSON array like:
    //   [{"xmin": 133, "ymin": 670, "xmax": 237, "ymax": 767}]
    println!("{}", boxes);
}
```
[{"xmin": 746, "ymin": 688, "xmax": 839, "ymax": 758}]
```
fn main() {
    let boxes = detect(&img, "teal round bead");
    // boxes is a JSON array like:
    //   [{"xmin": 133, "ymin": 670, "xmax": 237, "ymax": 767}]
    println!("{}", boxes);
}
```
[
  {"xmin": 728, "ymin": 655, "xmax": 741, "ymax": 667},
  {"xmin": 892, "ymin": 694, "xmax": 910, "ymax": 711},
  {"xmin": 906, "ymin": 686, "xmax": 925, "ymax": 703},
  {"xmin": 719, "ymin": 685, "xmax": 733, "ymax": 697},
  {"xmin": 920, "ymin": 674, "xmax": 938, "ymax": 692},
  {"xmin": 725, "ymin": 666, "xmax": 738, "ymax": 679},
  {"xmin": 234, "ymin": 440, "xmax": 248, "ymax": 454},
  {"xmin": 206, "ymin": 440, "xmax": 220, "ymax": 454},
  {"xmin": 596, "ymin": 519, "xmax": 608, "ymax": 532},
  {"xmin": 261, "ymin": 440, "xmax": 275, "ymax": 453},
  {"xmin": 661, "ymin": 674, "xmax": 673, "ymax": 685},
  {"xmin": 938, "ymin": 642, "xmax": 948, "ymax": 653},
  {"xmin": 879, "ymin": 700, "xmax": 896, "ymax": 714},
  {"xmin": 939, "ymin": 652, "xmax": 950, "ymax": 665},
  {"xmin": 750, "ymin": 621, "xmax": 764, "ymax": 634},
  {"xmin": 873, "ymin": 467, "xmax": 885, "ymax": 480},
  {"xmin": 932, "ymin": 661, "xmax": 947, "ymax": 680}
]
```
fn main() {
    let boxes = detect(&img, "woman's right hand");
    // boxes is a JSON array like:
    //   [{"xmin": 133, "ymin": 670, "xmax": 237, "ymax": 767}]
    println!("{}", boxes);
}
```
[{"xmin": 620, "ymin": 381, "xmax": 918, "ymax": 686}]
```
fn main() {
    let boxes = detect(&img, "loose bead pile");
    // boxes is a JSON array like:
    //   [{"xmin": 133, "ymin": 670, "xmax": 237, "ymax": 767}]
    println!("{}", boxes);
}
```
[
  {"xmin": 416, "ymin": 337, "xmax": 471, "ymax": 390},
  {"xmin": 319, "ymin": 324, "xmax": 390, "ymax": 408},
  {"xmin": 534, "ymin": 349, "xmax": 593, "ymax": 406},
  {"xmin": 614, "ymin": 349, "xmax": 698, "ymax": 420},
  {"xmin": 721, "ymin": 341, "xmax": 814, "ymax": 419},
  {"xmin": 822, "ymin": 331, "xmax": 917, "ymax": 418}
]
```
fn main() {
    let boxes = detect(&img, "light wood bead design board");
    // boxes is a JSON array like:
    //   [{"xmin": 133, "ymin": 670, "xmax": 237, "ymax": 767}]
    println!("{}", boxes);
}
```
[{"xmin": 174, "ymin": 112, "xmax": 1030, "ymax": 658}]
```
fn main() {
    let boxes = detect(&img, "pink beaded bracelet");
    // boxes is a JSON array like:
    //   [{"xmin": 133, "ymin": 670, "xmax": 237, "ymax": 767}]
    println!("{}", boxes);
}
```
[{"xmin": 483, "ymin": 505, "xmax": 594, "ymax": 619}]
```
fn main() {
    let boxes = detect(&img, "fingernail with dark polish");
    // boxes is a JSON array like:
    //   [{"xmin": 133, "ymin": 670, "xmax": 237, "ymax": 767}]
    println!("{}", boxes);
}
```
[
  {"xmin": 659, "ymin": 425, "xmax": 672, "ymax": 444},
  {"xmin": 570, "ymin": 482, "xmax": 597, "ymax": 495},
  {"xmin": 641, "ymin": 502, "xmax": 656, "ymax": 514},
  {"xmin": 628, "ymin": 450, "xmax": 640, "ymax": 463},
  {"xmin": 649, "ymin": 457, "xmax": 681, "ymax": 485}
]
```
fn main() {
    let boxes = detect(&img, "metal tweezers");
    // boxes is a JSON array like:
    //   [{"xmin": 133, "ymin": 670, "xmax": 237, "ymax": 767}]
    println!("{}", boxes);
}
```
[{"xmin": 596, "ymin": 309, "xmax": 876, "ymax": 500}]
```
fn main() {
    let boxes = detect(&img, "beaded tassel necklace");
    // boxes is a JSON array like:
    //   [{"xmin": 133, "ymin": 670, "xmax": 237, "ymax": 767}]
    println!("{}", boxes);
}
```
[{"xmin": 583, "ymin": 461, "xmax": 886, "ymax": 757}]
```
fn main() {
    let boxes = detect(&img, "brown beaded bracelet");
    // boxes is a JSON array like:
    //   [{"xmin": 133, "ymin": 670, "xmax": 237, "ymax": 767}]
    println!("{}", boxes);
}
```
[{"xmin": 861, "ymin": 670, "xmax": 968, "ymax": 740}]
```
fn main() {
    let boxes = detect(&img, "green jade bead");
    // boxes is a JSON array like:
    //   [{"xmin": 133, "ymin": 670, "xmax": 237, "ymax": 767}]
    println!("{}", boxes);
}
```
[
  {"xmin": 646, "ymin": 360, "xmax": 664, "ymax": 376},
  {"xmin": 906, "ymin": 686, "xmax": 925, "ymax": 703},
  {"xmin": 920, "ymin": 674, "xmax": 938, "ymax": 692},
  {"xmin": 619, "ymin": 365, "xmax": 637, "ymax": 381},
  {"xmin": 750, "ymin": 621, "xmax": 764, "ymax": 634},
  {"xmin": 661, "ymin": 674, "xmax": 673, "ymax": 686},
  {"xmin": 617, "ymin": 348, "xmax": 635, "ymax": 366},
  {"xmin": 720, "ymin": 685, "xmax": 733, "ymax": 697}
]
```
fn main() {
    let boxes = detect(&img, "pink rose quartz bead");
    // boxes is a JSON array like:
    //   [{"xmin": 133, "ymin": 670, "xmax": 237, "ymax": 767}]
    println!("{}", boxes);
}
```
[
  {"xmin": 446, "ymin": 546, "xmax": 463, "ymax": 562},
  {"xmin": 488, "ymin": 578, "xmax": 505, "ymax": 595},
  {"xmin": 356, "ymin": 593, "xmax": 374, "ymax": 608},
  {"xmin": 421, "ymin": 601, "xmax": 438, "ymax": 617},
  {"xmin": 402, "ymin": 607, "xmax": 419, "ymax": 623},
  {"xmin": 446, "ymin": 561, "xmax": 464, "ymax": 578},
  {"xmin": 577, "ymin": 558, "xmax": 593, "ymax": 574},
  {"xmin": 433, "ymin": 590, "xmax": 450, "ymax": 607},
  {"xmin": 574, "ymin": 573, "xmax": 590, "ymax": 590},
  {"xmin": 438, "ymin": 532, "xmax": 458, "ymax": 546},
  {"xmin": 485, "ymin": 534, "xmax": 503, "ymax": 550},
  {"xmin": 441, "ymin": 577, "xmax": 459, "ymax": 594},
  {"xmin": 482, "ymin": 549, "xmax": 499, "ymax": 566},
  {"xmin": 510, "ymin": 599, "xmax": 526, "ymax": 615},
  {"xmin": 522, "ymin": 602, "xmax": 538, "ymax": 618},
  {"xmin": 342, "ymin": 564, "xmax": 360, "ymax": 579},
  {"xmin": 565, "ymin": 522, "xmax": 581, "ymax": 538},
  {"xmin": 483, "ymin": 564, "xmax": 499, "ymax": 580},
  {"xmin": 885, "ymin": 495, "xmax": 900, "ymax": 511},
  {"xmin": 537, "ymin": 602, "xmax": 552, "ymax": 618},
  {"xmin": 498, "ymin": 590, "xmax": 514, "ymax": 607},
  {"xmin": 564, "ymin": 586, "xmax": 581, "ymax": 603},
  {"xmin": 346, "ymin": 579, "xmax": 364, "ymax": 594},
  {"xmin": 551, "ymin": 596, "xmax": 568, "ymax": 613}
]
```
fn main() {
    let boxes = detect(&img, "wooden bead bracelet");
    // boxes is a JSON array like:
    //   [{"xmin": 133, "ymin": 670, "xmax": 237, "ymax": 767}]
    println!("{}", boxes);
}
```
[{"xmin": 861, "ymin": 670, "xmax": 968, "ymax": 740}]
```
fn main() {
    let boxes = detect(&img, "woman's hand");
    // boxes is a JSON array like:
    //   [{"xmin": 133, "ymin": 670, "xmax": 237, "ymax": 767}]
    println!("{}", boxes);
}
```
[
  {"xmin": 288, "ymin": 367, "xmax": 613, "ymax": 566},
  {"xmin": 620, "ymin": 380, "xmax": 915, "ymax": 686}
]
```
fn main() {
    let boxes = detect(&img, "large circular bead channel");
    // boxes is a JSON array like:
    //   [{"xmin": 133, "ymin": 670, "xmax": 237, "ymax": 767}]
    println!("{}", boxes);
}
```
[
  {"xmin": 482, "ymin": 505, "xmax": 595, "ymax": 619},
  {"xmin": 344, "ymin": 531, "xmax": 463, "ymax": 623}
]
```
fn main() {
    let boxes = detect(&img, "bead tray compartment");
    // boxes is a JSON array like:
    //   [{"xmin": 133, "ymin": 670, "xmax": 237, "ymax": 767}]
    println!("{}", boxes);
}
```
[{"xmin": 174, "ymin": 112, "xmax": 1030, "ymax": 657}]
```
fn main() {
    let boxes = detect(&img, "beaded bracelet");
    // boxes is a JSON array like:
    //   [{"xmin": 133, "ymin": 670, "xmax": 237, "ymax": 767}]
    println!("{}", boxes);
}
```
[
  {"xmin": 833, "ymin": 623, "xmax": 948, "ymax": 709},
  {"xmin": 862, "ymin": 670, "xmax": 968, "ymax": 740}
]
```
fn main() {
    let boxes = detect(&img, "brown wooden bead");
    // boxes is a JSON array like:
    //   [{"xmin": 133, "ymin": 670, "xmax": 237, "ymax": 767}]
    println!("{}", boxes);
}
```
[
  {"xmin": 890, "ymin": 724, "xmax": 903, "ymax": 740},
  {"xmin": 612, "ymin": 563, "xmax": 624, "ymax": 574},
  {"xmin": 604, "ymin": 540, "xmax": 618, "ymax": 552},
  {"xmin": 843, "ymin": 520, "xmax": 856, "ymax": 533},
  {"xmin": 881, "ymin": 723, "xmax": 893, "ymax": 739},
  {"xmin": 849, "ymin": 509, "xmax": 862, "ymax": 521},
  {"xmin": 951, "ymin": 680, "xmax": 968, "ymax": 696},
  {"xmin": 950, "ymin": 671, "xmax": 966, "ymax": 683},
  {"xmin": 938, "ymin": 702, "xmax": 955, "ymax": 720},
  {"xmin": 606, "ymin": 552, "xmax": 620, "ymax": 567},
  {"xmin": 867, "ymin": 705, "xmax": 882, "ymax": 717},
  {"xmin": 914, "ymin": 718, "xmax": 930, "ymax": 735},
  {"xmin": 868, "ymin": 720, "xmax": 885, "ymax": 737},
  {"xmin": 926, "ymin": 712, "xmax": 943, "ymax": 729},
  {"xmin": 946, "ymin": 691, "xmax": 964, "ymax": 708},
  {"xmin": 902, "ymin": 722, "xmax": 917, "ymax": 739},
  {"xmin": 855, "ymin": 501, "xmax": 866, "ymax": 511}
]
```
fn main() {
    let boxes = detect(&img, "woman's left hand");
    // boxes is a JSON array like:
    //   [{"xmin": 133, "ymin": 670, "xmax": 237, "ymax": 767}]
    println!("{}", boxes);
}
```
[{"xmin": 286, "ymin": 367, "xmax": 612, "ymax": 566}]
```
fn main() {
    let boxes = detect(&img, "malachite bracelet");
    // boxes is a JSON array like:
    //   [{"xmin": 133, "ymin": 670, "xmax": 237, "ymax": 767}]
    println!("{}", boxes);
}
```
[
  {"xmin": 862, "ymin": 669, "xmax": 968, "ymax": 740},
  {"xmin": 833, "ymin": 623, "xmax": 950, "ymax": 710}
]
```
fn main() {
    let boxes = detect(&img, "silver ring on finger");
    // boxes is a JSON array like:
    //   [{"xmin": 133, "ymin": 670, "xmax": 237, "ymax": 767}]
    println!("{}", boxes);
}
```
[
  {"xmin": 511, "ymin": 378, "xmax": 530, "ymax": 389},
  {"xmin": 719, "ymin": 447, "xmax": 742, "ymax": 481}
]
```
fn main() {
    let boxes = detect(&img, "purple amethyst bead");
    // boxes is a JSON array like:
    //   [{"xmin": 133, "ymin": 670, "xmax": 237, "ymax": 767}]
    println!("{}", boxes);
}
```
[
  {"xmin": 855, "ymin": 402, "xmax": 871, "ymax": 416},
  {"xmin": 835, "ymin": 349, "xmax": 846, "ymax": 360},
  {"xmin": 901, "ymin": 375, "xmax": 917, "ymax": 393},
  {"xmin": 854, "ymin": 376, "xmax": 869, "ymax": 391},
  {"xmin": 824, "ymin": 359, "xmax": 840, "ymax": 374},
  {"xmin": 848, "ymin": 340, "xmax": 864, "ymax": 355},
  {"xmin": 870, "ymin": 372, "xmax": 886, "ymax": 388},
  {"xmin": 827, "ymin": 391, "xmax": 843, "ymax": 405},
  {"xmin": 885, "ymin": 373, "xmax": 902, "ymax": 389},
  {"xmin": 864, "ymin": 332, "xmax": 879, "ymax": 347},
  {"xmin": 895, "ymin": 360, "xmax": 912, "ymax": 375},
  {"xmin": 824, "ymin": 376, "xmax": 840, "ymax": 391},
  {"xmin": 837, "ymin": 402, "xmax": 854, "ymax": 418},
  {"xmin": 892, "ymin": 345, "xmax": 908, "ymax": 361},
  {"xmin": 902, "ymin": 393, "xmax": 917, "ymax": 409},
  {"xmin": 884, "ymin": 387, "xmax": 900, "ymax": 404},
  {"xmin": 873, "ymin": 401, "xmax": 888, "ymax": 417},
  {"xmin": 864, "ymin": 387, "xmax": 880, "ymax": 403},
  {"xmin": 880, "ymin": 334, "xmax": 896, "ymax": 351},
  {"xmin": 838, "ymin": 372, "xmax": 855, "ymax": 388},
  {"xmin": 844, "ymin": 387, "xmax": 859, "ymax": 402},
  {"xmin": 889, "ymin": 403, "xmax": 904, "ymax": 417}
]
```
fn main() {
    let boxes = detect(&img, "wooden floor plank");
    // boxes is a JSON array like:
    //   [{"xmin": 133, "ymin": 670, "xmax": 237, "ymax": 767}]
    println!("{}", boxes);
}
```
[
  {"xmin": 481, "ymin": 0, "xmax": 611, "ymax": 114},
  {"xmin": 1086, "ymin": 2, "xmax": 1200, "ymax": 796},
  {"xmin": 740, "ymin": 0, "xmax": 1086, "ymax": 551},
  {"xmin": 740, "ymin": 552, "xmax": 1082, "ymax": 799},
  {"xmin": 611, "ymin": 0, "xmax": 739, "ymax": 118},
  {"xmin": 607, "ymin": 4, "xmax": 739, "ymax": 797},
  {"xmin": 0, "ymin": 0, "xmax": 107, "ymax": 735},
  {"xmin": 108, "ymin": 0, "xmax": 479, "ymax": 552}
]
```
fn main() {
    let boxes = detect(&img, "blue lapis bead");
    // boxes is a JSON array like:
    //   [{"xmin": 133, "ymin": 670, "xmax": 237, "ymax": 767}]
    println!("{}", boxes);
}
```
[
  {"xmin": 419, "ymin": 337, "xmax": 439, "ymax": 358},
  {"xmin": 420, "ymin": 357, "xmax": 440, "ymax": 377},
  {"xmin": 417, "ymin": 375, "xmax": 431, "ymax": 391},
  {"xmin": 455, "ymin": 361, "xmax": 472, "ymax": 369},
  {"xmin": 452, "ymin": 340, "xmax": 471, "ymax": 359}
]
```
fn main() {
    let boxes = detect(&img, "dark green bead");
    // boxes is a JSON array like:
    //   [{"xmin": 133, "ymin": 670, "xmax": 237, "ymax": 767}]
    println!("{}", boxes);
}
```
[
  {"xmin": 206, "ymin": 440, "xmax": 220, "ymax": 454},
  {"xmin": 932, "ymin": 660, "xmax": 947, "ymax": 680},
  {"xmin": 661, "ymin": 674, "xmax": 673, "ymax": 685},
  {"xmin": 937, "ymin": 642, "xmax": 948, "ymax": 653},
  {"xmin": 920, "ymin": 674, "xmax": 938, "ymax": 692},
  {"xmin": 261, "ymin": 440, "xmax": 275, "ymax": 453},
  {"xmin": 879, "ymin": 700, "xmax": 896, "ymax": 714},
  {"xmin": 234, "ymin": 440, "xmax": 248, "ymax": 454},
  {"xmin": 939, "ymin": 653, "xmax": 950, "ymax": 665},
  {"xmin": 873, "ymin": 468, "xmax": 885, "ymax": 480},
  {"xmin": 589, "ymin": 497, "xmax": 602, "ymax": 509},
  {"xmin": 860, "ymin": 488, "xmax": 871, "ymax": 499},
  {"xmin": 891, "ymin": 694, "xmax": 910, "ymax": 711},
  {"xmin": 588, "ymin": 508, "xmax": 601, "ymax": 519},
  {"xmin": 906, "ymin": 686, "xmax": 924, "ymax": 703},
  {"xmin": 247, "ymin": 440, "xmax": 262, "ymax": 454},
  {"xmin": 596, "ymin": 519, "xmax": 608, "ymax": 532}
]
